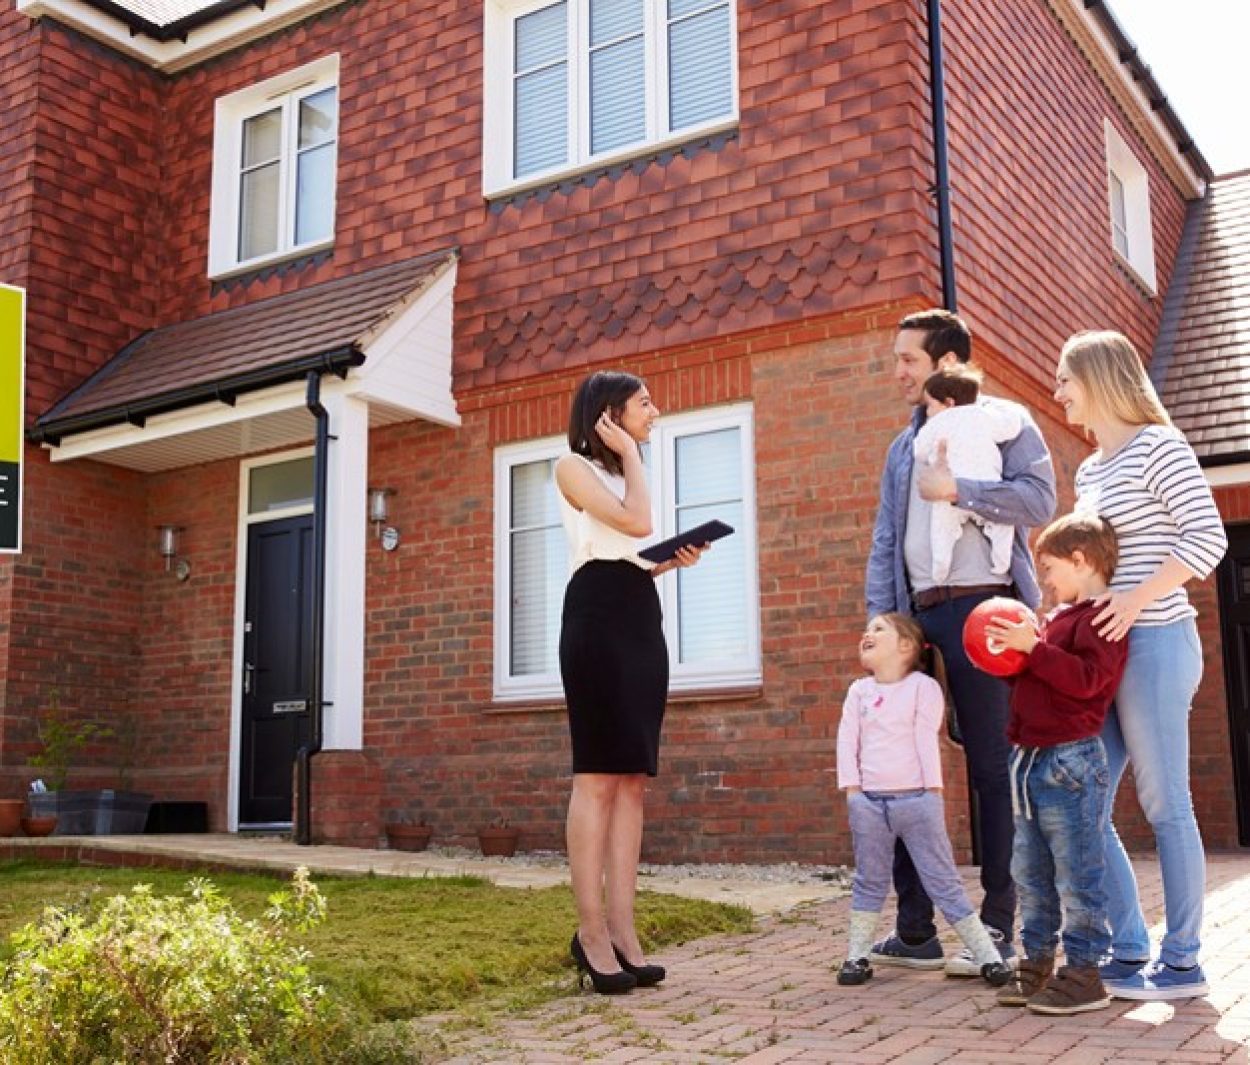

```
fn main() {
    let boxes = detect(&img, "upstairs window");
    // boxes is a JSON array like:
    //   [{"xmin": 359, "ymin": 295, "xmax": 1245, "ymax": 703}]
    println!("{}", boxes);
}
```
[
  {"xmin": 209, "ymin": 56, "xmax": 339, "ymax": 278},
  {"xmin": 483, "ymin": 0, "xmax": 738, "ymax": 195},
  {"xmin": 1104, "ymin": 119, "xmax": 1157, "ymax": 294}
]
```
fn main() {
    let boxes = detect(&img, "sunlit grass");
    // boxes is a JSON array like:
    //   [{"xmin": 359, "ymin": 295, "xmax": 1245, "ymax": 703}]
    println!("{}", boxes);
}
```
[{"xmin": 0, "ymin": 860, "xmax": 753, "ymax": 1022}]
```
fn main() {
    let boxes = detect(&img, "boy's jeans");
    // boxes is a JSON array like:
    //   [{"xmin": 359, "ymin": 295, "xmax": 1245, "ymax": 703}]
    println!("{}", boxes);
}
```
[{"xmin": 1010, "ymin": 736, "xmax": 1111, "ymax": 968}]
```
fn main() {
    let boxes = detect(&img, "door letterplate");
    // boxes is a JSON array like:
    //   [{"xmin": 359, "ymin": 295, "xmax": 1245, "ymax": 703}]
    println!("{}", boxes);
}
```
[{"xmin": 272, "ymin": 700, "xmax": 307, "ymax": 714}]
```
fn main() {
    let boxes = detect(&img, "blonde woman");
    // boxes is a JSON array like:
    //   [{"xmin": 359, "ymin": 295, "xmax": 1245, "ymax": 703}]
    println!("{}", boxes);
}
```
[{"xmin": 1054, "ymin": 331, "xmax": 1227, "ymax": 1001}]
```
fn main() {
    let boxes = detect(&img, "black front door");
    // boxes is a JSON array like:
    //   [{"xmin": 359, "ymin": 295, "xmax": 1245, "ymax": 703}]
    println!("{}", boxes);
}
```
[
  {"xmin": 1217, "ymin": 522, "xmax": 1250, "ymax": 846},
  {"xmin": 240, "ymin": 515, "xmax": 313, "ymax": 826}
]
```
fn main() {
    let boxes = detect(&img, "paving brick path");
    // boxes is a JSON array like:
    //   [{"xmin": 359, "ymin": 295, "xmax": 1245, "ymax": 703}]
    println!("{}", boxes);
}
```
[{"xmin": 436, "ymin": 854, "xmax": 1250, "ymax": 1064}]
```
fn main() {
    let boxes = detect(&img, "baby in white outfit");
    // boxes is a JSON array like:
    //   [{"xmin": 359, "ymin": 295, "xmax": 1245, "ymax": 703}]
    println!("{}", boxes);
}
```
[{"xmin": 913, "ymin": 366, "xmax": 1022, "ymax": 583}]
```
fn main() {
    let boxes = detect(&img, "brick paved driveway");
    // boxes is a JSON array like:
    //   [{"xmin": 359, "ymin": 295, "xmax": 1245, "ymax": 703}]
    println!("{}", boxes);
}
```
[{"xmin": 438, "ymin": 853, "xmax": 1250, "ymax": 1064}]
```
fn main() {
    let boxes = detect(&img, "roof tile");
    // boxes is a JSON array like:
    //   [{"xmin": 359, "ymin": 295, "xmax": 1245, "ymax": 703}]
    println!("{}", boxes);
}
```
[{"xmin": 1154, "ymin": 172, "xmax": 1250, "ymax": 461}]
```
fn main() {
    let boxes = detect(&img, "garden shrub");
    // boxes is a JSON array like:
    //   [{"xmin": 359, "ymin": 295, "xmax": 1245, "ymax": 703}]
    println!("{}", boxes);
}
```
[{"xmin": 0, "ymin": 867, "xmax": 345, "ymax": 1064}]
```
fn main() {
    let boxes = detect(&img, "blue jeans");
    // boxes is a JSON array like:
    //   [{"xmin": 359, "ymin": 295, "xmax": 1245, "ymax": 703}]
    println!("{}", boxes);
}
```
[
  {"xmin": 1011, "ymin": 738, "xmax": 1110, "ymax": 967},
  {"xmin": 894, "ymin": 593, "xmax": 1016, "ymax": 940},
  {"xmin": 849, "ymin": 790, "xmax": 975, "ymax": 924},
  {"xmin": 1101, "ymin": 617, "xmax": 1205, "ymax": 968}
]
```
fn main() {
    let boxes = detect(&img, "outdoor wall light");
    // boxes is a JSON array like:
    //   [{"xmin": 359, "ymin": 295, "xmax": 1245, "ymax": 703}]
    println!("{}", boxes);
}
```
[
  {"xmin": 368, "ymin": 487, "xmax": 400, "ymax": 551},
  {"xmin": 156, "ymin": 524, "xmax": 191, "ymax": 581}
]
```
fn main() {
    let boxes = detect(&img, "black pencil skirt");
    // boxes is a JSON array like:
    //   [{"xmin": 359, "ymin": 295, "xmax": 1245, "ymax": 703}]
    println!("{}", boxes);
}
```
[{"xmin": 559, "ymin": 560, "xmax": 669, "ymax": 776}]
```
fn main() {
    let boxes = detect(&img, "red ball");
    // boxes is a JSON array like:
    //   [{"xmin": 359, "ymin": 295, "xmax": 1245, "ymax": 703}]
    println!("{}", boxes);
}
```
[{"xmin": 962, "ymin": 597, "xmax": 1035, "ymax": 677}]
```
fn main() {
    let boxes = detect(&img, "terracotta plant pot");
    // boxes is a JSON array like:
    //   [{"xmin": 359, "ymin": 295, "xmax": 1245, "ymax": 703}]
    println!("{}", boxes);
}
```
[
  {"xmin": 477, "ymin": 826, "xmax": 520, "ymax": 858},
  {"xmin": 20, "ymin": 815, "xmax": 58, "ymax": 838},
  {"xmin": 385, "ymin": 823, "xmax": 433, "ymax": 852},
  {"xmin": 0, "ymin": 800, "xmax": 24, "ymax": 837}
]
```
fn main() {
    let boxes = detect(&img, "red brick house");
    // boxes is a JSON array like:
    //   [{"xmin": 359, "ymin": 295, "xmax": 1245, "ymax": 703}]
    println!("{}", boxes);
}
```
[{"xmin": 0, "ymin": 0, "xmax": 1243, "ymax": 860}]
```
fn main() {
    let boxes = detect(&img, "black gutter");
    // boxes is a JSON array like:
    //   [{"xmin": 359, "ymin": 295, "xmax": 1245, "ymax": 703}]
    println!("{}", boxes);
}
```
[
  {"xmin": 925, "ymin": 0, "xmax": 957, "ymax": 313},
  {"xmin": 1082, "ymin": 1, "xmax": 1214, "ymax": 183},
  {"xmin": 295, "ymin": 370, "xmax": 329, "ymax": 846},
  {"xmin": 27, "ymin": 346, "xmax": 364, "ymax": 446},
  {"xmin": 1199, "ymin": 450, "xmax": 1250, "ymax": 470},
  {"xmin": 79, "ymin": 0, "xmax": 265, "ymax": 42}
]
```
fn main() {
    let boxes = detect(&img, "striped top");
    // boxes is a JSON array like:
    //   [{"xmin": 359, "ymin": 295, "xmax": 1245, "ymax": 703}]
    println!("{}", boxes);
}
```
[{"xmin": 1074, "ymin": 424, "xmax": 1227, "ymax": 626}]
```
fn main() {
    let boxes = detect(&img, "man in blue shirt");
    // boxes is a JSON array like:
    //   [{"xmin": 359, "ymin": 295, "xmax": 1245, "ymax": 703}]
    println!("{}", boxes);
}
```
[{"xmin": 865, "ymin": 309, "xmax": 1056, "ymax": 975}]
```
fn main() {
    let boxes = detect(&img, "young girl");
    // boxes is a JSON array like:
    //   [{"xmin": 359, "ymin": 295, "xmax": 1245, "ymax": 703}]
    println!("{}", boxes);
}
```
[{"xmin": 836, "ymin": 613, "xmax": 1011, "ymax": 988}]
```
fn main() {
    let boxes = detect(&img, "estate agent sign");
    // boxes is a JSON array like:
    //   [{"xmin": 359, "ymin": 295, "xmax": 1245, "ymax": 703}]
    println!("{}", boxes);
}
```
[{"xmin": 0, "ymin": 283, "xmax": 25, "ymax": 554}]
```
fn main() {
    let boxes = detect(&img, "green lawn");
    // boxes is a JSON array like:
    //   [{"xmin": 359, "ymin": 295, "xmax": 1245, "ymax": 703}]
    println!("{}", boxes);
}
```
[{"xmin": 0, "ymin": 860, "xmax": 753, "ymax": 1024}]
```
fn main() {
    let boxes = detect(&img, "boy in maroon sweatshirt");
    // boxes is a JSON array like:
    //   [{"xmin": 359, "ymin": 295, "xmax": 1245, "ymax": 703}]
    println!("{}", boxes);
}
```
[{"xmin": 981, "ymin": 512, "xmax": 1127, "ymax": 1016}]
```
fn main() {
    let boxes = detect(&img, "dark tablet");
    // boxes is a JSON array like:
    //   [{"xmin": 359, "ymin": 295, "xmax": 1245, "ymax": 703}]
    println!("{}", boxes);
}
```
[{"xmin": 638, "ymin": 520, "xmax": 734, "ymax": 563}]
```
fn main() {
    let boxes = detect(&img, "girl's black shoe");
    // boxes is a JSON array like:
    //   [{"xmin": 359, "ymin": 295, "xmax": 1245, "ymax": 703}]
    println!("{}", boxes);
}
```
[
  {"xmin": 612, "ymin": 945, "xmax": 666, "ymax": 987},
  {"xmin": 837, "ymin": 958, "xmax": 874, "ymax": 986},
  {"xmin": 570, "ymin": 934, "xmax": 637, "ymax": 994},
  {"xmin": 981, "ymin": 961, "xmax": 1011, "ymax": 987}
]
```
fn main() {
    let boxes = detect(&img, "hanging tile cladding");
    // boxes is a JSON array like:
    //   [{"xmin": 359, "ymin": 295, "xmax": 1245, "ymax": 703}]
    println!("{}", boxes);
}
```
[
  {"xmin": 6, "ymin": 14, "xmax": 165, "ymax": 418},
  {"xmin": 936, "ymin": 0, "xmax": 1189, "ymax": 388},
  {"xmin": 0, "ymin": 7, "xmax": 40, "ymax": 288},
  {"xmin": 141, "ymin": 0, "xmax": 935, "ymax": 391}
]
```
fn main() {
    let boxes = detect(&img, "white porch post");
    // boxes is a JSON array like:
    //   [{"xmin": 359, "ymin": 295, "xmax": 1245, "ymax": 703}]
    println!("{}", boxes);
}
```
[{"xmin": 321, "ymin": 390, "xmax": 368, "ymax": 750}]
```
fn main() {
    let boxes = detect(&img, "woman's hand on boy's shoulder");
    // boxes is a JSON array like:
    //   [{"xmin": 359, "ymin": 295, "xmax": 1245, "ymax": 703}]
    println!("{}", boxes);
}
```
[{"xmin": 1090, "ymin": 588, "xmax": 1148, "ymax": 642}]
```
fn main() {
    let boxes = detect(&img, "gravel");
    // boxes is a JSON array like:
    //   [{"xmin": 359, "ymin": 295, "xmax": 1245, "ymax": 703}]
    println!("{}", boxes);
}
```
[{"xmin": 424, "ymin": 846, "xmax": 853, "ymax": 888}]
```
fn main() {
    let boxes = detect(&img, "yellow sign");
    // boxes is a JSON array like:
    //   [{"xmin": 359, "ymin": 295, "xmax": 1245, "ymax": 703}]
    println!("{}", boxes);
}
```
[{"xmin": 0, "ymin": 283, "xmax": 25, "ymax": 553}]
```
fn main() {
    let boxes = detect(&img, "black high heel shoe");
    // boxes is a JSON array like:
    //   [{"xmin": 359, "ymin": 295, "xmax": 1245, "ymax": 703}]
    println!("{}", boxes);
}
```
[
  {"xmin": 612, "ymin": 945, "xmax": 666, "ymax": 987},
  {"xmin": 570, "ymin": 934, "xmax": 637, "ymax": 994}
]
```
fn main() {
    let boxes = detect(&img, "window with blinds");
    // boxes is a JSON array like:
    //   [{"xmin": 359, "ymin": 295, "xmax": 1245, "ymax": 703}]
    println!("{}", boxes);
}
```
[
  {"xmin": 493, "ymin": 403, "xmax": 760, "ymax": 701},
  {"xmin": 489, "ymin": 0, "xmax": 737, "ymax": 191},
  {"xmin": 209, "ymin": 56, "xmax": 339, "ymax": 278}
]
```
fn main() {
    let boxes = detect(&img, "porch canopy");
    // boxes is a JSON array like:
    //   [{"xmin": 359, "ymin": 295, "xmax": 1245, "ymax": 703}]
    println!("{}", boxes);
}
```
[{"xmin": 30, "ymin": 248, "xmax": 460, "ymax": 470}]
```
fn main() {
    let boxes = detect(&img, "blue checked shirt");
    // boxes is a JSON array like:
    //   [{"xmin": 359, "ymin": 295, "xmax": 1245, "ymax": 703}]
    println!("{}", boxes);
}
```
[{"xmin": 866, "ymin": 400, "xmax": 1057, "ymax": 619}]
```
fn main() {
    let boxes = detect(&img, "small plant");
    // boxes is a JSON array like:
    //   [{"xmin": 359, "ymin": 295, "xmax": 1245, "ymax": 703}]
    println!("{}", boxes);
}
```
[
  {"xmin": 388, "ymin": 808, "xmax": 428, "ymax": 827},
  {"xmin": 28, "ymin": 691, "xmax": 112, "ymax": 792},
  {"xmin": 0, "ymin": 867, "xmax": 345, "ymax": 1064},
  {"xmin": 112, "ymin": 713, "xmax": 142, "ymax": 792}
]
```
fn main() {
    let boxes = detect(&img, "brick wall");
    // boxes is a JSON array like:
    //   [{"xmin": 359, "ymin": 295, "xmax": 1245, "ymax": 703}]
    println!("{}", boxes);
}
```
[
  {"xmin": 0, "ymin": 451, "xmax": 145, "ymax": 799},
  {"xmin": 3, "ymin": 0, "xmax": 1236, "ymax": 860},
  {"xmin": 941, "ymin": 0, "xmax": 1190, "ymax": 387},
  {"xmin": 152, "ymin": 0, "xmax": 935, "ymax": 388}
]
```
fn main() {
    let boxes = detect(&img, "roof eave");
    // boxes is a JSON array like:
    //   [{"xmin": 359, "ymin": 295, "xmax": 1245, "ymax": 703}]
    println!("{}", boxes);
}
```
[
  {"xmin": 1082, "ymin": 0, "xmax": 1215, "ymax": 184},
  {"xmin": 28, "ymin": 345, "xmax": 364, "ymax": 446}
]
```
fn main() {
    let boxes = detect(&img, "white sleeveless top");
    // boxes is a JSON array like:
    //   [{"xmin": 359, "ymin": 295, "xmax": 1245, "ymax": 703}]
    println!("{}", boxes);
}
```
[{"xmin": 557, "ymin": 454, "xmax": 650, "ymax": 574}]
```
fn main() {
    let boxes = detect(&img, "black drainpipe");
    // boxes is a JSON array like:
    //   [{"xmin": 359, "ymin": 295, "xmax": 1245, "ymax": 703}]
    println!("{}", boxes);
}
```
[
  {"xmin": 926, "ymin": 0, "xmax": 958, "ymax": 313},
  {"xmin": 925, "ymin": 0, "xmax": 982, "ymax": 862},
  {"xmin": 295, "ymin": 370, "xmax": 330, "ymax": 845}
]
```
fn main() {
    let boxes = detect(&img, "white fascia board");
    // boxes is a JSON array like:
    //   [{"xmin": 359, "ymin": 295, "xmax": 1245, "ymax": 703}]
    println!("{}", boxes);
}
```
[
  {"xmin": 44, "ymin": 379, "xmax": 307, "ymax": 462},
  {"xmin": 18, "ymin": 0, "xmax": 352, "ymax": 73},
  {"xmin": 1206, "ymin": 463, "xmax": 1250, "ymax": 489}
]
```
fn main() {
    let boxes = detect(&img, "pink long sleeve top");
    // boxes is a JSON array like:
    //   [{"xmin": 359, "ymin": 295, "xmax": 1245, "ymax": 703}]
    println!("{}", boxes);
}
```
[{"xmin": 836, "ymin": 672, "xmax": 945, "ymax": 791}]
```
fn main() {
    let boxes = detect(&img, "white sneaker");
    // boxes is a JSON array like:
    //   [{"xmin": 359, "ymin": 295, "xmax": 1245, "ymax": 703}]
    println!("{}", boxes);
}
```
[{"xmin": 944, "ymin": 925, "xmax": 1018, "ymax": 977}]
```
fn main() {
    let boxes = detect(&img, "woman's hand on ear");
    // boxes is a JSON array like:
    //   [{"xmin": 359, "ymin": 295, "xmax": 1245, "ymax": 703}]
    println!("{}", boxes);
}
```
[{"xmin": 595, "ymin": 411, "xmax": 635, "ymax": 457}]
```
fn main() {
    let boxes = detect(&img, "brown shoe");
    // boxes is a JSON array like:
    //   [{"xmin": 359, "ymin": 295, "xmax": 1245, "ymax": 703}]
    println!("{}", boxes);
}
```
[
  {"xmin": 997, "ymin": 955, "xmax": 1055, "ymax": 1006},
  {"xmin": 1027, "ymin": 965, "xmax": 1111, "ymax": 1015}
]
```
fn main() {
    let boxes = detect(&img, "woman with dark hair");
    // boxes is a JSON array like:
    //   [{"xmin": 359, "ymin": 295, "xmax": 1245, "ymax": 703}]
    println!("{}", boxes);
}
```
[{"xmin": 555, "ymin": 370, "xmax": 707, "ymax": 994}]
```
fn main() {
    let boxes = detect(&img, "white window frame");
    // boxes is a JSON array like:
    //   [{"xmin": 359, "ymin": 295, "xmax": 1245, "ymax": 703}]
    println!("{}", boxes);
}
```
[
  {"xmin": 1104, "ymin": 119, "xmax": 1157, "ymax": 294},
  {"xmin": 482, "ymin": 0, "xmax": 739, "ymax": 198},
  {"xmin": 492, "ymin": 402, "xmax": 760, "ymax": 702},
  {"xmin": 208, "ymin": 55, "xmax": 340, "ymax": 280}
]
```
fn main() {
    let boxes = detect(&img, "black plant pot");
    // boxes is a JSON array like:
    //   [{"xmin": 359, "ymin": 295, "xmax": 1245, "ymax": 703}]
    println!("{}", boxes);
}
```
[{"xmin": 28, "ymin": 790, "xmax": 153, "ymax": 835}]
